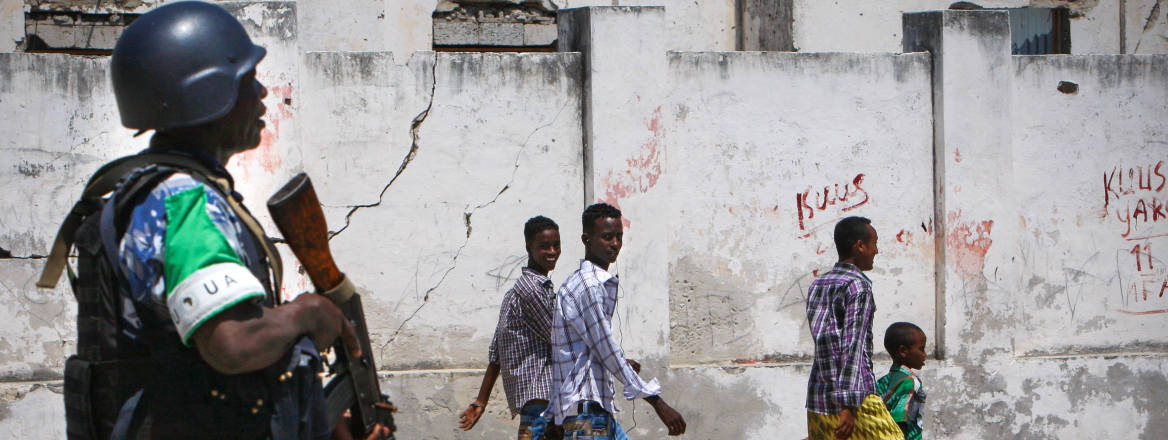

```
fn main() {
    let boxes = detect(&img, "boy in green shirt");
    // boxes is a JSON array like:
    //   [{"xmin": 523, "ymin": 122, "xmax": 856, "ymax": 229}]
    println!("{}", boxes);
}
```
[{"xmin": 876, "ymin": 322, "xmax": 928, "ymax": 440}]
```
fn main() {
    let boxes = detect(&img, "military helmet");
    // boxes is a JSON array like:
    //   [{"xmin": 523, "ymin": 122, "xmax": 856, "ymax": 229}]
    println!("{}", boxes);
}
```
[{"xmin": 110, "ymin": 1, "xmax": 266, "ymax": 131}]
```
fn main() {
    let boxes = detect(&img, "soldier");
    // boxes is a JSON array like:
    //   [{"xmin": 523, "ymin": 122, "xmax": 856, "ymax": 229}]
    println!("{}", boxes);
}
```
[{"xmin": 41, "ymin": 2, "xmax": 390, "ymax": 439}]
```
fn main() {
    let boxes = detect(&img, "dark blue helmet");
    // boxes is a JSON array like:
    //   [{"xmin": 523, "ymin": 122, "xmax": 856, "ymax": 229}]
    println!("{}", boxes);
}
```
[{"xmin": 110, "ymin": 1, "xmax": 266, "ymax": 131}]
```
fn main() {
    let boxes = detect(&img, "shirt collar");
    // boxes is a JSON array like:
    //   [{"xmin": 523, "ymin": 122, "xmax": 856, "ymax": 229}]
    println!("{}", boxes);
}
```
[
  {"xmin": 580, "ymin": 259, "xmax": 617, "ymax": 285},
  {"xmin": 520, "ymin": 267, "xmax": 553, "ymax": 288},
  {"xmin": 833, "ymin": 261, "xmax": 871, "ymax": 282},
  {"xmin": 891, "ymin": 364, "xmax": 917, "ymax": 376}
]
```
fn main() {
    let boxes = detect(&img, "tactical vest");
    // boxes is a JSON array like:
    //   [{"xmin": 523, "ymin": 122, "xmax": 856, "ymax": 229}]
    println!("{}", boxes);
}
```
[{"xmin": 39, "ymin": 152, "xmax": 320, "ymax": 440}]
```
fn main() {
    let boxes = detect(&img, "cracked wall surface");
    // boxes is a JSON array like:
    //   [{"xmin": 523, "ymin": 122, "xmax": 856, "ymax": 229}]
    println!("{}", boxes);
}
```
[
  {"xmin": 1, "ymin": 4, "xmax": 1167, "ymax": 440},
  {"xmin": 299, "ymin": 51, "xmax": 585, "ymax": 373}
]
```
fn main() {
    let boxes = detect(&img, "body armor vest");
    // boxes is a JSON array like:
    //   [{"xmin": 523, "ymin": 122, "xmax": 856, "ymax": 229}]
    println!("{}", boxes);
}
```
[{"xmin": 56, "ymin": 154, "xmax": 308, "ymax": 440}]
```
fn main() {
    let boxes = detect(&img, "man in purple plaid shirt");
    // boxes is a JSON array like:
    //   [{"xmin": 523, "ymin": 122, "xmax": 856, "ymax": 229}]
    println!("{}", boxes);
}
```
[{"xmin": 805, "ymin": 217, "xmax": 902, "ymax": 440}]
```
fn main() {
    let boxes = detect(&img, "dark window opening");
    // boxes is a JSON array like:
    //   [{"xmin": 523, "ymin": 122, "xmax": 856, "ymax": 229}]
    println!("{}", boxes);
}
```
[
  {"xmin": 23, "ymin": 10, "xmax": 140, "ymax": 55},
  {"xmin": 1008, "ymin": 7, "xmax": 1071, "ymax": 54},
  {"xmin": 433, "ymin": 1, "xmax": 558, "ymax": 52}
]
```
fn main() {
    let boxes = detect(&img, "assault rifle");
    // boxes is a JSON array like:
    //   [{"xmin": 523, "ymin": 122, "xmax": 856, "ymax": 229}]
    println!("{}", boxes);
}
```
[{"xmin": 267, "ymin": 173, "xmax": 397, "ymax": 439}]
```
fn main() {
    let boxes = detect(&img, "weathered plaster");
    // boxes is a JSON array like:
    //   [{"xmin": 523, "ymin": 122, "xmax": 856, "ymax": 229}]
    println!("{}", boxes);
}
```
[
  {"xmin": 2, "ymin": 4, "xmax": 1167, "ymax": 439},
  {"xmin": 557, "ymin": 0, "xmax": 737, "ymax": 51},
  {"xmin": 793, "ymin": 0, "xmax": 1160, "ymax": 54},
  {"xmin": 665, "ymin": 51, "xmax": 935, "ymax": 363},
  {"xmin": 1010, "ymin": 54, "xmax": 1168, "ymax": 354},
  {"xmin": 298, "ymin": 51, "xmax": 585, "ymax": 370},
  {"xmin": 1, "ymin": 0, "xmax": 22, "ymax": 51},
  {"xmin": 0, "ymin": 382, "xmax": 66, "ymax": 438}
]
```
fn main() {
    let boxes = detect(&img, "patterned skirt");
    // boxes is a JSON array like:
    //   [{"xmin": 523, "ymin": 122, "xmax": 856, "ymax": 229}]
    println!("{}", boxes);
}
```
[{"xmin": 807, "ymin": 394, "xmax": 904, "ymax": 440}]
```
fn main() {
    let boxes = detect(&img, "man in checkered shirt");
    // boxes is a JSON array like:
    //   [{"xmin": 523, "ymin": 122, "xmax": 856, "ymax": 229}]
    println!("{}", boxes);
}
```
[
  {"xmin": 541, "ymin": 203, "xmax": 686, "ymax": 439},
  {"xmin": 459, "ymin": 216, "xmax": 564, "ymax": 439},
  {"xmin": 805, "ymin": 216, "xmax": 902, "ymax": 440}
]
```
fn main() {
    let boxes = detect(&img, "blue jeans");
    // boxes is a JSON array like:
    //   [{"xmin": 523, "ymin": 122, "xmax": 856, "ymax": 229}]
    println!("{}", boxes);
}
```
[
  {"xmin": 546, "ymin": 401, "xmax": 629, "ymax": 440},
  {"xmin": 521, "ymin": 400, "xmax": 561, "ymax": 440}
]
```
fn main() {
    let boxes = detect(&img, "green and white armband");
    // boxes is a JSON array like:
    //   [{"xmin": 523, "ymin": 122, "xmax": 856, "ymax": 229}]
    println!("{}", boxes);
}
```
[{"xmin": 162, "ymin": 185, "xmax": 266, "ymax": 345}]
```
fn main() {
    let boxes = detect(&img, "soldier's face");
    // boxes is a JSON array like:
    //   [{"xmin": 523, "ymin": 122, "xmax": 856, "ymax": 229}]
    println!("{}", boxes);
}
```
[{"xmin": 222, "ymin": 69, "xmax": 268, "ymax": 154}]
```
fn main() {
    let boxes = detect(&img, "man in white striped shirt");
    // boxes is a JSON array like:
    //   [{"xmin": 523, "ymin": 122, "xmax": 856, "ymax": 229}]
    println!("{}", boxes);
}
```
[{"xmin": 541, "ymin": 203, "xmax": 687, "ymax": 439}]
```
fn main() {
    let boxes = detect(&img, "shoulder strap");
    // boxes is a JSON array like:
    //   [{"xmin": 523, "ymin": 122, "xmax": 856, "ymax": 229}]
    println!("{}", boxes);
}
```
[
  {"xmin": 38, "ymin": 152, "xmax": 282, "ymax": 298},
  {"xmin": 881, "ymin": 374, "xmax": 913, "ymax": 403}
]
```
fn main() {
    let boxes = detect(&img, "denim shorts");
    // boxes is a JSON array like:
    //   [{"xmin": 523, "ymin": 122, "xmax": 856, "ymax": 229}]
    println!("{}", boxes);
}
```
[
  {"xmin": 554, "ymin": 401, "xmax": 628, "ymax": 440},
  {"xmin": 520, "ymin": 400, "xmax": 560, "ymax": 440}
]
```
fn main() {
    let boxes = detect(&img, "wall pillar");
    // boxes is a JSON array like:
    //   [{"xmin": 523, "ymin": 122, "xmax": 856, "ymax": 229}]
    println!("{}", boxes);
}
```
[
  {"xmin": 904, "ymin": 10, "xmax": 1015, "ymax": 361},
  {"xmin": 1, "ymin": 0, "xmax": 21, "ymax": 52},
  {"xmin": 737, "ymin": 0, "xmax": 794, "ymax": 51},
  {"xmin": 557, "ymin": 6, "xmax": 671, "ymax": 360}
]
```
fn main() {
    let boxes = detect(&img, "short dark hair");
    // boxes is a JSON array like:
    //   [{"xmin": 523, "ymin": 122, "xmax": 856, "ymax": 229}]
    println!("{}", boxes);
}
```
[
  {"xmin": 884, "ymin": 322, "xmax": 924, "ymax": 354},
  {"xmin": 582, "ymin": 202, "xmax": 621, "ymax": 233},
  {"xmin": 524, "ymin": 215, "xmax": 559, "ymax": 243},
  {"xmin": 834, "ymin": 216, "xmax": 873, "ymax": 258}
]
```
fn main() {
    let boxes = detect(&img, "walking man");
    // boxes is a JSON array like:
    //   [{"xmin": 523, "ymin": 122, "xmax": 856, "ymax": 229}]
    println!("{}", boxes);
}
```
[
  {"xmin": 805, "ymin": 217, "xmax": 901, "ymax": 440},
  {"xmin": 459, "ymin": 216, "xmax": 564, "ymax": 439},
  {"xmin": 542, "ymin": 203, "xmax": 686, "ymax": 439}
]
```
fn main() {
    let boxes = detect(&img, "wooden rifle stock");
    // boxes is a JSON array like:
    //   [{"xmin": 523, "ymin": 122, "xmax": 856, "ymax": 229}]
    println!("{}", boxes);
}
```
[{"xmin": 267, "ymin": 172, "xmax": 395, "ymax": 438}]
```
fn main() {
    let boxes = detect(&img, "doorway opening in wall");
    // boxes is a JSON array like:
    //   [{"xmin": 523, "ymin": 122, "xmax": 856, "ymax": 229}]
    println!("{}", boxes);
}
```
[
  {"xmin": 432, "ymin": 1, "xmax": 559, "ymax": 52},
  {"xmin": 22, "ymin": 9, "xmax": 140, "ymax": 55},
  {"xmin": 1006, "ymin": 7, "xmax": 1072, "ymax": 54}
]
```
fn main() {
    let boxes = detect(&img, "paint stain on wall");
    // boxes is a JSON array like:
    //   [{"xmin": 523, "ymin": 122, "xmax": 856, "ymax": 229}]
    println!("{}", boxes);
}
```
[
  {"xmin": 947, "ymin": 209, "xmax": 994, "ymax": 280},
  {"xmin": 233, "ymin": 81, "xmax": 291, "ymax": 180},
  {"xmin": 601, "ymin": 106, "xmax": 665, "ymax": 227}
]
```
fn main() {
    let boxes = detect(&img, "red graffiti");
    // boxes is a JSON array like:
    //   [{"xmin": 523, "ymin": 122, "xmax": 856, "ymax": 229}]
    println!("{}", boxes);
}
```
[
  {"xmin": 954, "ymin": 148, "xmax": 963, "ymax": 163},
  {"xmin": 1103, "ymin": 162, "xmax": 1168, "ymax": 239},
  {"xmin": 945, "ymin": 210, "xmax": 994, "ymax": 280},
  {"xmin": 816, "ymin": 243, "xmax": 829, "ymax": 255},
  {"xmin": 1104, "ymin": 161, "xmax": 1166, "ymax": 212},
  {"xmin": 896, "ymin": 229, "xmax": 911, "ymax": 244},
  {"xmin": 795, "ymin": 173, "xmax": 870, "ymax": 237},
  {"xmin": 601, "ymin": 106, "xmax": 665, "ymax": 228},
  {"xmin": 233, "ymin": 81, "xmax": 291, "ymax": 179},
  {"xmin": 1131, "ymin": 243, "xmax": 1155, "ymax": 272}
]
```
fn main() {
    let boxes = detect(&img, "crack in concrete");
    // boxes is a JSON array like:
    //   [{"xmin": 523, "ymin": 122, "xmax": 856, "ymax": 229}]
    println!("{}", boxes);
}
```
[
  {"xmin": 1133, "ymin": 0, "xmax": 1164, "ymax": 53},
  {"xmin": 328, "ymin": 53, "xmax": 440, "ymax": 240},
  {"xmin": 378, "ymin": 97, "xmax": 573, "ymax": 353},
  {"xmin": 0, "ymin": 246, "xmax": 47, "ymax": 260}
]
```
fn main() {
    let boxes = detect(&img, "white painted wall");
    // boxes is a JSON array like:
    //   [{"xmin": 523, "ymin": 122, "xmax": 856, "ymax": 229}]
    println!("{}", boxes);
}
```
[
  {"xmin": 558, "ymin": 0, "xmax": 737, "ymax": 51},
  {"xmin": 0, "ymin": 0, "xmax": 19, "ymax": 52},
  {"xmin": 665, "ymin": 52, "xmax": 936, "ymax": 363},
  {"xmin": 298, "ymin": 51, "xmax": 585, "ymax": 372},
  {"xmin": 791, "ymin": 0, "xmax": 1163, "ymax": 55},
  {"xmin": 1010, "ymin": 54, "xmax": 1168, "ymax": 353},
  {"xmin": 1, "ymin": 4, "xmax": 1167, "ymax": 440}
]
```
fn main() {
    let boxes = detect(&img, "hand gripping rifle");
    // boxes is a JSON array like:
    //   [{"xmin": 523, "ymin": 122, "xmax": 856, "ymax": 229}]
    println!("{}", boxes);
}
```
[{"xmin": 267, "ymin": 173, "xmax": 396, "ymax": 438}]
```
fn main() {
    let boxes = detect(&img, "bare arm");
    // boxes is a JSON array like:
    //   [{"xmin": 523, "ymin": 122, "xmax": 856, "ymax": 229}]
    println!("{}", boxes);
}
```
[
  {"xmin": 459, "ymin": 362, "xmax": 500, "ymax": 430},
  {"xmin": 643, "ymin": 395, "xmax": 687, "ymax": 436},
  {"xmin": 192, "ymin": 293, "xmax": 358, "ymax": 375}
]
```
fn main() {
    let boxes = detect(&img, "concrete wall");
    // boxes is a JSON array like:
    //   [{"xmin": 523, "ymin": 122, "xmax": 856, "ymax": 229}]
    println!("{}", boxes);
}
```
[
  {"xmin": 1, "ymin": 4, "xmax": 1168, "ymax": 440},
  {"xmin": 664, "ymin": 51, "xmax": 935, "ymax": 364},
  {"xmin": 792, "ymin": 0, "xmax": 1168, "ymax": 55}
]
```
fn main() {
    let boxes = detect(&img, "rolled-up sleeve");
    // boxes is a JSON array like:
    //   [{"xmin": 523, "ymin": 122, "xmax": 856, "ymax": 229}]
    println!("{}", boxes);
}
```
[
  {"xmin": 831, "ymin": 280, "xmax": 874, "ymax": 408},
  {"xmin": 564, "ymin": 284, "xmax": 661, "ymax": 400}
]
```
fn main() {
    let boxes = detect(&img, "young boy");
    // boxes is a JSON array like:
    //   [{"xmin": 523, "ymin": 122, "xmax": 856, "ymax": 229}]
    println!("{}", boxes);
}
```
[
  {"xmin": 541, "ymin": 202, "xmax": 686, "ymax": 439},
  {"xmin": 876, "ymin": 322, "xmax": 928, "ymax": 440},
  {"xmin": 459, "ymin": 216, "xmax": 563, "ymax": 439}
]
